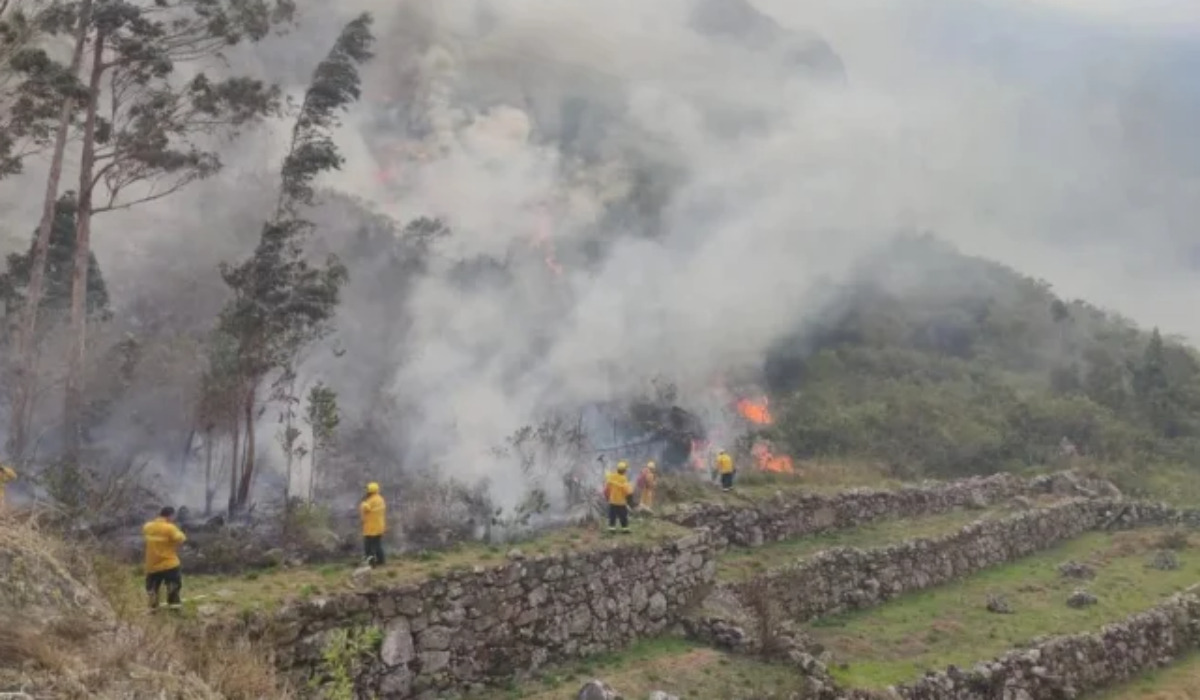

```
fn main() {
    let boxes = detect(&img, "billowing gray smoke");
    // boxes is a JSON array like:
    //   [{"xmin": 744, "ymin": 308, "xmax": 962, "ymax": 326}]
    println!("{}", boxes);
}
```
[{"xmin": 4, "ymin": 0, "xmax": 1198, "ymax": 516}]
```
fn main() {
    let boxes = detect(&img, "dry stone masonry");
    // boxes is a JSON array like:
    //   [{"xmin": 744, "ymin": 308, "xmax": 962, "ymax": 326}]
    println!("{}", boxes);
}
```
[
  {"xmin": 723, "ymin": 498, "xmax": 1109, "ymax": 625},
  {"xmin": 664, "ymin": 470, "xmax": 1119, "ymax": 548},
  {"xmin": 244, "ymin": 470, "xmax": 1136, "ymax": 698},
  {"xmin": 824, "ymin": 593, "xmax": 1200, "ymax": 700},
  {"xmin": 261, "ymin": 531, "xmax": 716, "ymax": 699}
]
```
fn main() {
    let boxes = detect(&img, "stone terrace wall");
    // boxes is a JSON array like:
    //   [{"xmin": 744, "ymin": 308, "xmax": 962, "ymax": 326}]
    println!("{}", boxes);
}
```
[
  {"xmin": 682, "ymin": 499, "xmax": 1114, "ymax": 652},
  {"xmin": 665, "ymin": 470, "xmax": 1119, "ymax": 548},
  {"xmin": 738, "ymin": 498, "xmax": 1108, "ymax": 624},
  {"xmin": 830, "ymin": 593, "xmax": 1200, "ymax": 700},
  {"xmin": 261, "ymin": 530, "xmax": 716, "ymax": 700}
]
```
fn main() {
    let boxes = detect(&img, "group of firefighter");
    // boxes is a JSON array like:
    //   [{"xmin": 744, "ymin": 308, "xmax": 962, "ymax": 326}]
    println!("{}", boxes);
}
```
[
  {"xmin": 603, "ymin": 448, "xmax": 735, "ymax": 533},
  {"xmin": 137, "ymin": 481, "xmax": 389, "ymax": 611},
  {"xmin": 0, "ymin": 449, "xmax": 735, "ymax": 610}
]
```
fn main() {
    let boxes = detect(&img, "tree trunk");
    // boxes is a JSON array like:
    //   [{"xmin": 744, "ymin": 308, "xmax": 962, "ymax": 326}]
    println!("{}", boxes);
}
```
[
  {"xmin": 62, "ymin": 29, "xmax": 105, "ymax": 467},
  {"xmin": 308, "ymin": 444, "xmax": 317, "ymax": 502},
  {"xmin": 204, "ymin": 427, "xmax": 214, "ymax": 516},
  {"xmin": 228, "ymin": 401, "xmax": 240, "ymax": 516},
  {"xmin": 180, "ymin": 427, "xmax": 196, "ymax": 474},
  {"xmin": 236, "ymin": 389, "xmax": 256, "ymax": 508},
  {"xmin": 8, "ymin": 0, "xmax": 93, "ymax": 460},
  {"xmin": 283, "ymin": 422, "xmax": 293, "ymax": 510}
]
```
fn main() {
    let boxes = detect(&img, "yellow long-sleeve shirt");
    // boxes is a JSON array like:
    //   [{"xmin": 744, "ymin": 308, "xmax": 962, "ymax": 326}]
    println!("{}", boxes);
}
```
[
  {"xmin": 360, "ymin": 493, "xmax": 386, "ymax": 536},
  {"xmin": 716, "ymin": 453, "xmax": 734, "ymax": 474},
  {"xmin": 143, "ymin": 517, "xmax": 186, "ymax": 574},
  {"xmin": 605, "ymin": 472, "xmax": 634, "ymax": 506}
]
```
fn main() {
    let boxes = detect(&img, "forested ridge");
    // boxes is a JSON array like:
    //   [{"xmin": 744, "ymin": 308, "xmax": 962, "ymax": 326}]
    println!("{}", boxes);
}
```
[{"xmin": 764, "ymin": 234, "xmax": 1200, "ymax": 483}]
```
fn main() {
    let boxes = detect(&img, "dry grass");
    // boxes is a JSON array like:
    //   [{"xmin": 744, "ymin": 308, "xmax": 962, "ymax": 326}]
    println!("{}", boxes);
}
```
[
  {"xmin": 0, "ymin": 507, "xmax": 290, "ymax": 699},
  {"xmin": 90, "ymin": 554, "xmax": 293, "ymax": 700}
]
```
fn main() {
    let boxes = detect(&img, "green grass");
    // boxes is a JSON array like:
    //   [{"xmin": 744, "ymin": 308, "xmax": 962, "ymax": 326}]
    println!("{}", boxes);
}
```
[
  {"xmin": 1088, "ymin": 652, "xmax": 1200, "ymax": 700},
  {"xmin": 655, "ymin": 460, "xmax": 902, "ymax": 509},
  {"xmin": 715, "ymin": 504, "xmax": 1028, "ymax": 582},
  {"xmin": 474, "ymin": 636, "xmax": 807, "ymax": 699},
  {"xmin": 808, "ymin": 528, "xmax": 1200, "ymax": 689},
  {"xmin": 178, "ymin": 518, "xmax": 689, "ymax": 613},
  {"xmin": 1090, "ymin": 461, "xmax": 1200, "ymax": 506}
]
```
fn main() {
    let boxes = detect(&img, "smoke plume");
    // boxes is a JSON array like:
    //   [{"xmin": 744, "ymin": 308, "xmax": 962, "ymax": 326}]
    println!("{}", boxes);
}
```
[{"xmin": 3, "ymin": 0, "xmax": 1199, "ymax": 514}]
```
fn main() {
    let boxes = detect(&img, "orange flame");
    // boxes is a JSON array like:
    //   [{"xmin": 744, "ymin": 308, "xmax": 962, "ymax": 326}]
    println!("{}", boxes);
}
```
[
  {"xmin": 751, "ymin": 441, "xmax": 794, "ymax": 473},
  {"xmin": 736, "ymin": 396, "xmax": 772, "ymax": 424}
]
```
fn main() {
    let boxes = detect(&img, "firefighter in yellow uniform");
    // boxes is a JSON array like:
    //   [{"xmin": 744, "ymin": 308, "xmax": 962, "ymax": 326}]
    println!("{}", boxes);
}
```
[
  {"xmin": 636, "ymin": 461, "xmax": 658, "ymax": 509},
  {"xmin": 143, "ymin": 506, "xmax": 187, "ymax": 611},
  {"xmin": 360, "ymin": 482, "xmax": 387, "ymax": 567},
  {"xmin": 716, "ymin": 449, "xmax": 735, "ymax": 492},
  {"xmin": 604, "ymin": 461, "xmax": 635, "ymax": 533},
  {"xmin": 0, "ymin": 464, "xmax": 16, "ymax": 510}
]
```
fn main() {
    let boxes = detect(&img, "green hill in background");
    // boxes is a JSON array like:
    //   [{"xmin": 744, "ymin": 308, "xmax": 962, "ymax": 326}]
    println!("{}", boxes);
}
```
[{"xmin": 763, "ymin": 234, "xmax": 1200, "ymax": 495}]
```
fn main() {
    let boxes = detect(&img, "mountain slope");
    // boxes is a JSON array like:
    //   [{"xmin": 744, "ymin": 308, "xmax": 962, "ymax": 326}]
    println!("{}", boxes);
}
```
[{"xmin": 763, "ymin": 234, "xmax": 1200, "ymax": 481}]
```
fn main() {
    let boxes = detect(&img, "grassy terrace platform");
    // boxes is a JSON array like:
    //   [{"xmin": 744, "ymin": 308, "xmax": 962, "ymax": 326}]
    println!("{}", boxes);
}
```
[
  {"xmin": 173, "ymin": 463, "xmax": 903, "ymax": 610},
  {"xmin": 473, "ymin": 636, "xmax": 808, "ymax": 700},
  {"xmin": 1089, "ymin": 653, "xmax": 1200, "ymax": 700},
  {"xmin": 714, "ymin": 501, "xmax": 1046, "ymax": 582},
  {"xmin": 807, "ymin": 528, "xmax": 1200, "ymax": 689},
  {"xmin": 182, "ymin": 519, "xmax": 691, "ymax": 610}
]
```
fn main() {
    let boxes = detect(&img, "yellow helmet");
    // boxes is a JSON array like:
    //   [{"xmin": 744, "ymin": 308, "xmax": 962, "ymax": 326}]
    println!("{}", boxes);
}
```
[
  {"xmin": 646, "ymin": 461, "xmax": 656, "ymax": 470},
  {"xmin": 366, "ymin": 482, "xmax": 380, "ymax": 494},
  {"xmin": 616, "ymin": 461, "xmax": 628, "ymax": 472}
]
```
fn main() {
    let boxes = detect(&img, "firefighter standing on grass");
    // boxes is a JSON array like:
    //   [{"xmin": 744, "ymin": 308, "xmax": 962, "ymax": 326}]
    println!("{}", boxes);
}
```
[
  {"xmin": 636, "ymin": 461, "xmax": 658, "ymax": 509},
  {"xmin": 604, "ymin": 461, "xmax": 635, "ymax": 533},
  {"xmin": 716, "ymin": 449, "xmax": 735, "ymax": 492},
  {"xmin": 143, "ymin": 506, "xmax": 187, "ymax": 611},
  {"xmin": 360, "ymin": 482, "xmax": 387, "ymax": 567}
]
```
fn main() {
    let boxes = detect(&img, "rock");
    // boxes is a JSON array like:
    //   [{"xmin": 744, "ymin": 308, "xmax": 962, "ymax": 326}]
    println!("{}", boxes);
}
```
[
  {"xmin": 648, "ymin": 692, "xmax": 680, "ymax": 700},
  {"xmin": 507, "ymin": 548, "xmax": 525, "ymax": 561},
  {"xmin": 647, "ymin": 593, "xmax": 668, "ymax": 619},
  {"xmin": 985, "ymin": 593, "xmax": 1013, "ymax": 614},
  {"xmin": 1067, "ymin": 589, "xmax": 1098, "ymax": 608},
  {"xmin": 382, "ymin": 618, "xmax": 415, "ymax": 666},
  {"xmin": 1149, "ymin": 550, "xmax": 1180, "ymax": 571},
  {"xmin": 350, "ymin": 565, "xmax": 373, "ymax": 587},
  {"xmin": 418, "ymin": 650, "xmax": 451, "ymax": 674},
  {"xmin": 1058, "ymin": 561, "xmax": 1096, "ymax": 580},
  {"xmin": 577, "ymin": 679, "xmax": 623, "ymax": 700}
]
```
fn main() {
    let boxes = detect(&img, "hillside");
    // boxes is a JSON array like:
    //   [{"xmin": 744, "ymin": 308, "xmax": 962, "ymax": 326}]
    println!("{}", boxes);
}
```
[{"xmin": 760, "ymin": 234, "xmax": 1200, "ymax": 495}]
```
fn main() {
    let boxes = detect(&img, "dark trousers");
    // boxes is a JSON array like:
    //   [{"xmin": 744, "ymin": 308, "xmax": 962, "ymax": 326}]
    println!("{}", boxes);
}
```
[
  {"xmin": 363, "ymin": 535, "xmax": 385, "ymax": 566},
  {"xmin": 607, "ymin": 504, "xmax": 629, "ymax": 530},
  {"xmin": 720, "ymin": 471, "xmax": 735, "ymax": 490},
  {"xmin": 146, "ymin": 566, "xmax": 182, "ymax": 608}
]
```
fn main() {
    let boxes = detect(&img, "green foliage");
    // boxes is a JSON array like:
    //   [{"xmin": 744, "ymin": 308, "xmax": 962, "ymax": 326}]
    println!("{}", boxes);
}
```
[
  {"xmin": 87, "ymin": 0, "xmax": 289, "ymax": 213},
  {"xmin": 278, "ymin": 12, "xmax": 374, "ymax": 211},
  {"xmin": 305, "ymin": 382, "xmax": 339, "ymax": 450},
  {"xmin": 214, "ymin": 14, "xmax": 373, "ymax": 510},
  {"xmin": 311, "ymin": 626, "xmax": 382, "ymax": 700},
  {"xmin": 0, "ymin": 2, "xmax": 89, "ymax": 178},
  {"xmin": 0, "ymin": 192, "xmax": 109, "ymax": 323},
  {"xmin": 767, "ymin": 235, "xmax": 1200, "ymax": 477}
]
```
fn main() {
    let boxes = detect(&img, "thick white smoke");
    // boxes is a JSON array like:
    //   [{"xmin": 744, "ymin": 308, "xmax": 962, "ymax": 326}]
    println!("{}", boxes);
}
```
[{"xmin": 3, "ymin": 0, "xmax": 1199, "ymax": 514}]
